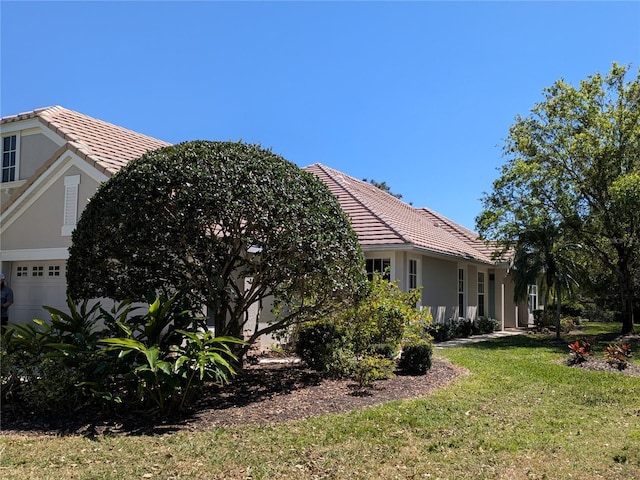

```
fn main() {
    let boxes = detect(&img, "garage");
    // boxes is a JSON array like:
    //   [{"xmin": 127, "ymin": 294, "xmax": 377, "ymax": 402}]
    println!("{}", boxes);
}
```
[{"xmin": 9, "ymin": 260, "xmax": 68, "ymax": 325}]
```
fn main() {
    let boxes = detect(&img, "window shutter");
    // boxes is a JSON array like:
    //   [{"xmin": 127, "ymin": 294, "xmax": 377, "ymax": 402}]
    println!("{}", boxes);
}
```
[{"xmin": 61, "ymin": 175, "xmax": 80, "ymax": 236}]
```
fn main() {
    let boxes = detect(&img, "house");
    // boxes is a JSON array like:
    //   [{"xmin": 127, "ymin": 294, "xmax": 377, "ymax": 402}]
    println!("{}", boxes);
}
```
[
  {"xmin": 1, "ymin": 106, "xmax": 530, "ymax": 330},
  {"xmin": 303, "ymin": 164, "xmax": 527, "ymax": 329},
  {"xmin": 0, "ymin": 106, "xmax": 170, "ymax": 325}
]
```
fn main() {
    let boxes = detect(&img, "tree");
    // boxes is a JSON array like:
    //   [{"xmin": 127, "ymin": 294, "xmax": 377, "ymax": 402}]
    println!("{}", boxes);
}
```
[
  {"xmin": 477, "ymin": 63, "xmax": 640, "ymax": 334},
  {"xmin": 507, "ymin": 217, "xmax": 581, "ymax": 338},
  {"xmin": 68, "ymin": 141, "xmax": 367, "ymax": 354}
]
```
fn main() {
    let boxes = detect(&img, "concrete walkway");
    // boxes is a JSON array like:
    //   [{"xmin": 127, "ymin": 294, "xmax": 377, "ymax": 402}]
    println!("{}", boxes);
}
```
[{"xmin": 434, "ymin": 328, "xmax": 527, "ymax": 349}]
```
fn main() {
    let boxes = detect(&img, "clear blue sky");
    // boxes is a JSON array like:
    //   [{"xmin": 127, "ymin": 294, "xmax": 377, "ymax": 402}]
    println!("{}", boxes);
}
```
[{"xmin": 2, "ymin": 1, "xmax": 638, "ymax": 230}]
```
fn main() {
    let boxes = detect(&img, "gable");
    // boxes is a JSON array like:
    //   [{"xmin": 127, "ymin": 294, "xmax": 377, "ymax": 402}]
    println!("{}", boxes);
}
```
[{"xmin": 1, "ymin": 157, "xmax": 104, "ymax": 253}]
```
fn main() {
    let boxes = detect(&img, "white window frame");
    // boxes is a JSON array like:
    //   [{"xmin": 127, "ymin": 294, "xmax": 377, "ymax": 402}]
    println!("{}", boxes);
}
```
[
  {"xmin": 458, "ymin": 267, "xmax": 465, "ymax": 317},
  {"xmin": 366, "ymin": 257, "xmax": 391, "ymax": 281},
  {"xmin": 528, "ymin": 284, "xmax": 538, "ymax": 312},
  {"xmin": 2, "ymin": 133, "xmax": 19, "ymax": 183},
  {"xmin": 408, "ymin": 258, "xmax": 419, "ymax": 290},
  {"xmin": 477, "ymin": 271, "xmax": 485, "ymax": 317},
  {"xmin": 62, "ymin": 175, "xmax": 80, "ymax": 236}
]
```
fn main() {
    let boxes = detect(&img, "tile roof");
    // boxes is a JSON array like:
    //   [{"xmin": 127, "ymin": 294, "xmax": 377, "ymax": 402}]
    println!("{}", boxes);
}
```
[
  {"xmin": 1, "ymin": 106, "xmax": 170, "ymax": 175},
  {"xmin": 304, "ymin": 163, "xmax": 498, "ymax": 264}
]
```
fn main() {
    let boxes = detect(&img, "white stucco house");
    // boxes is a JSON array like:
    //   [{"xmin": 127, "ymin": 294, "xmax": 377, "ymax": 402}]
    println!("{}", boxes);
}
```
[{"xmin": 1, "ymin": 106, "xmax": 529, "ymax": 330}]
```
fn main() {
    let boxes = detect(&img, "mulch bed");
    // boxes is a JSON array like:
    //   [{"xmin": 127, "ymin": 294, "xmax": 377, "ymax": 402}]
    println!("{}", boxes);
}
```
[{"xmin": 0, "ymin": 357, "xmax": 468, "ymax": 437}]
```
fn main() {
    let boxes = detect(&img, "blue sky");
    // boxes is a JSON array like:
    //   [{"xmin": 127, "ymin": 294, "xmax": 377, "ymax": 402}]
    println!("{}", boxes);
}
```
[{"xmin": 2, "ymin": 1, "xmax": 639, "ymax": 230}]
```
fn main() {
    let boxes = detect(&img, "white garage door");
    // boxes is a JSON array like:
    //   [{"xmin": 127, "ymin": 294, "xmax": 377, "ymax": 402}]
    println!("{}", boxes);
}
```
[{"xmin": 10, "ymin": 260, "xmax": 68, "ymax": 325}]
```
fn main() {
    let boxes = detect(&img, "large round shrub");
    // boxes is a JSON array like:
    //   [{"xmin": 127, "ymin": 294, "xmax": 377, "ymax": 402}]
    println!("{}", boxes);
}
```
[{"xmin": 68, "ymin": 141, "xmax": 366, "ymax": 353}]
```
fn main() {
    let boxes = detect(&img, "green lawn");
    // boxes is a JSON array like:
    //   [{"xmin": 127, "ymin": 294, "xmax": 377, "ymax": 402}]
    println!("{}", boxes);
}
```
[{"xmin": 2, "ymin": 322, "xmax": 639, "ymax": 479}]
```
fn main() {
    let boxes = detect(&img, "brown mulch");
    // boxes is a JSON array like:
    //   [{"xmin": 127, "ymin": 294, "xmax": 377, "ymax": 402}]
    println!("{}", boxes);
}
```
[
  {"xmin": 0, "ymin": 357, "xmax": 468, "ymax": 437},
  {"xmin": 565, "ymin": 356, "xmax": 640, "ymax": 376}
]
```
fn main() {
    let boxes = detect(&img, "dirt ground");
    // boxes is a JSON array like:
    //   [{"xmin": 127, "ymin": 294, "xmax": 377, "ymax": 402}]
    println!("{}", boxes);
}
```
[{"xmin": 0, "ymin": 357, "xmax": 467, "ymax": 437}]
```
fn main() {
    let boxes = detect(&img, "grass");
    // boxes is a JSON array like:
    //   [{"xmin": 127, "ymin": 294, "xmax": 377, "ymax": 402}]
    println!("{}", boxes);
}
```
[{"xmin": 2, "ymin": 322, "xmax": 639, "ymax": 479}]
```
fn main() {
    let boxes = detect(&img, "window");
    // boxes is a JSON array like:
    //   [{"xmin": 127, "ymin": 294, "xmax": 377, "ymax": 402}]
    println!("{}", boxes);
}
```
[
  {"xmin": 62, "ymin": 175, "xmax": 80, "ymax": 236},
  {"xmin": 2, "ymin": 135, "xmax": 17, "ymax": 183},
  {"xmin": 408, "ymin": 259, "xmax": 418, "ymax": 290},
  {"xmin": 48, "ymin": 265, "xmax": 61, "ymax": 277},
  {"xmin": 32, "ymin": 266, "xmax": 44, "ymax": 277},
  {"xmin": 528, "ymin": 284, "xmax": 538, "ymax": 312},
  {"xmin": 17, "ymin": 266, "xmax": 28, "ymax": 277},
  {"xmin": 458, "ymin": 268, "xmax": 465, "ymax": 316},
  {"xmin": 366, "ymin": 258, "xmax": 390, "ymax": 281},
  {"xmin": 477, "ymin": 272, "xmax": 485, "ymax": 317}
]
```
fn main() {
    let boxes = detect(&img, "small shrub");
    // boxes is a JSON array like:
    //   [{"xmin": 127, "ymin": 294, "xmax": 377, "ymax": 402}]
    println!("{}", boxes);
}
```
[
  {"xmin": 475, "ymin": 316, "xmax": 500, "ymax": 334},
  {"xmin": 295, "ymin": 321, "xmax": 344, "ymax": 371},
  {"xmin": 427, "ymin": 322, "xmax": 456, "ymax": 342},
  {"xmin": 560, "ymin": 317, "xmax": 577, "ymax": 333},
  {"xmin": 568, "ymin": 337, "xmax": 595, "ymax": 364},
  {"xmin": 325, "ymin": 345, "xmax": 358, "ymax": 378},
  {"xmin": 353, "ymin": 355, "xmax": 395, "ymax": 389},
  {"xmin": 14, "ymin": 357, "xmax": 89, "ymax": 414},
  {"xmin": 399, "ymin": 341, "xmax": 433, "ymax": 375},
  {"xmin": 455, "ymin": 319, "xmax": 473, "ymax": 338},
  {"xmin": 603, "ymin": 342, "xmax": 632, "ymax": 370},
  {"xmin": 368, "ymin": 343, "xmax": 398, "ymax": 360}
]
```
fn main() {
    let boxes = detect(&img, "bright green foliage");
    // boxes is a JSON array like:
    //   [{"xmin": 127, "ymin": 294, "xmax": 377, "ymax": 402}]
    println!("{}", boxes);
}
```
[
  {"xmin": 67, "ymin": 141, "xmax": 367, "ymax": 354},
  {"xmin": 352, "ymin": 355, "xmax": 396, "ymax": 389},
  {"xmin": 477, "ymin": 63, "xmax": 640, "ymax": 334},
  {"xmin": 1, "ymin": 296, "xmax": 241, "ymax": 415},
  {"xmin": 295, "ymin": 273, "xmax": 433, "ymax": 381},
  {"xmin": 341, "ymin": 271, "xmax": 430, "ymax": 354}
]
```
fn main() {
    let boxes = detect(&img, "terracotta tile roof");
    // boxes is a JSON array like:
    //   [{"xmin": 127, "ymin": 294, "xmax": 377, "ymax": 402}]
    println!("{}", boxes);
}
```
[
  {"xmin": 1, "ymin": 106, "xmax": 170, "ymax": 175},
  {"xmin": 304, "ymin": 163, "xmax": 497, "ymax": 264}
]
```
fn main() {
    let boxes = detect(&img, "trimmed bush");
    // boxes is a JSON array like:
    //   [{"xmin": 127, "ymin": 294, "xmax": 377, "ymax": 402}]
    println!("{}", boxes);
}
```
[
  {"xmin": 295, "ymin": 321, "xmax": 345, "ymax": 371},
  {"xmin": 399, "ymin": 341, "xmax": 433, "ymax": 375},
  {"xmin": 353, "ymin": 355, "xmax": 396, "ymax": 389}
]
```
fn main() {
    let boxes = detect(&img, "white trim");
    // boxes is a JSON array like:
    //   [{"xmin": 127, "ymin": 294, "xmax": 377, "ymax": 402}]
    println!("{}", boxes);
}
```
[
  {"xmin": 0, "ymin": 152, "xmax": 108, "ymax": 230},
  {"xmin": 62, "ymin": 174, "xmax": 80, "ymax": 236},
  {"xmin": 0, "ymin": 118, "xmax": 67, "ymax": 148},
  {"xmin": 1, "ymin": 132, "xmax": 20, "ymax": 184},
  {"xmin": 0, "ymin": 118, "xmax": 43, "ymax": 135},
  {"xmin": 0, "ymin": 248, "xmax": 69, "ymax": 261}
]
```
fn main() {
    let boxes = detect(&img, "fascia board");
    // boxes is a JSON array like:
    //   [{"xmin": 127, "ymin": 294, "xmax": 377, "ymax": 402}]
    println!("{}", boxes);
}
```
[{"xmin": 0, "ymin": 247, "xmax": 69, "ymax": 261}]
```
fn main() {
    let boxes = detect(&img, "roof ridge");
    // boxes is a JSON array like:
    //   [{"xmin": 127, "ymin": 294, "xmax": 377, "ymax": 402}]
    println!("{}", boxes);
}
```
[{"xmin": 315, "ymin": 164, "xmax": 414, "ymax": 245}]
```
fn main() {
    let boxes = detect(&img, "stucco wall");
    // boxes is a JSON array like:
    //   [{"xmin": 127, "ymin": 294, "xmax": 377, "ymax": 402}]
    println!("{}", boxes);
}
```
[
  {"xmin": 1, "ymin": 164, "xmax": 100, "ymax": 251},
  {"xmin": 20, "ymin": 132, "xmax": 60, "ymax": 180},
  {"xmin": 421, "ymin": 255, "xmax": 457, "ymax": 309}
]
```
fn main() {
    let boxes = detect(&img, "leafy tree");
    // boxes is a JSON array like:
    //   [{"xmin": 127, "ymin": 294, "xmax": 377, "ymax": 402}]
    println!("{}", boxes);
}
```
[
  {"xmin": 68, "ymin": 141, "xmax": 367, "ymax": 354},
  {"xmin": 477, "ymin": 63, "xmax": 639, "ymax": 334}
]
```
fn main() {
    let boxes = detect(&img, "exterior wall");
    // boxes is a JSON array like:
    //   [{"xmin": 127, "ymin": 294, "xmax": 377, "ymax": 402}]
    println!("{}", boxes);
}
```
[
  {"xmin": 421, "ymin": 255, "xmax": 458, "ymax": 310},
  {"xmin": 1, "ymin": 126, "xmax": 62, "ymax": 206},
  {"xmin": 20, "ymin": 131, "xmax": 60, "ymax": 180},
  {"xmin": 1, "ymin": 164, "xmax": 98, "ymax": 251},
  {"xmin": 496, "ymin": 268, "xmax": 517, "ymax": 328},
  {"xmin": 467, "ymin": 264, "xmax": 478, "ymax": 318}
]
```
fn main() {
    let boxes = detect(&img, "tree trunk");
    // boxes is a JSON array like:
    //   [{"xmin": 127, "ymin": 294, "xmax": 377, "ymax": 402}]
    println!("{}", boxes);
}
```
[
  {"xmin": 555, "ymin": 284, "xmax": 562, "ymax": 340},
  {"xmin": 620, "ymin": 279, "xmax": 635, "ymax": 335},
  {"xmin": 618, "ymin": 255, "xmax": 636, "ymax": 335}
]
